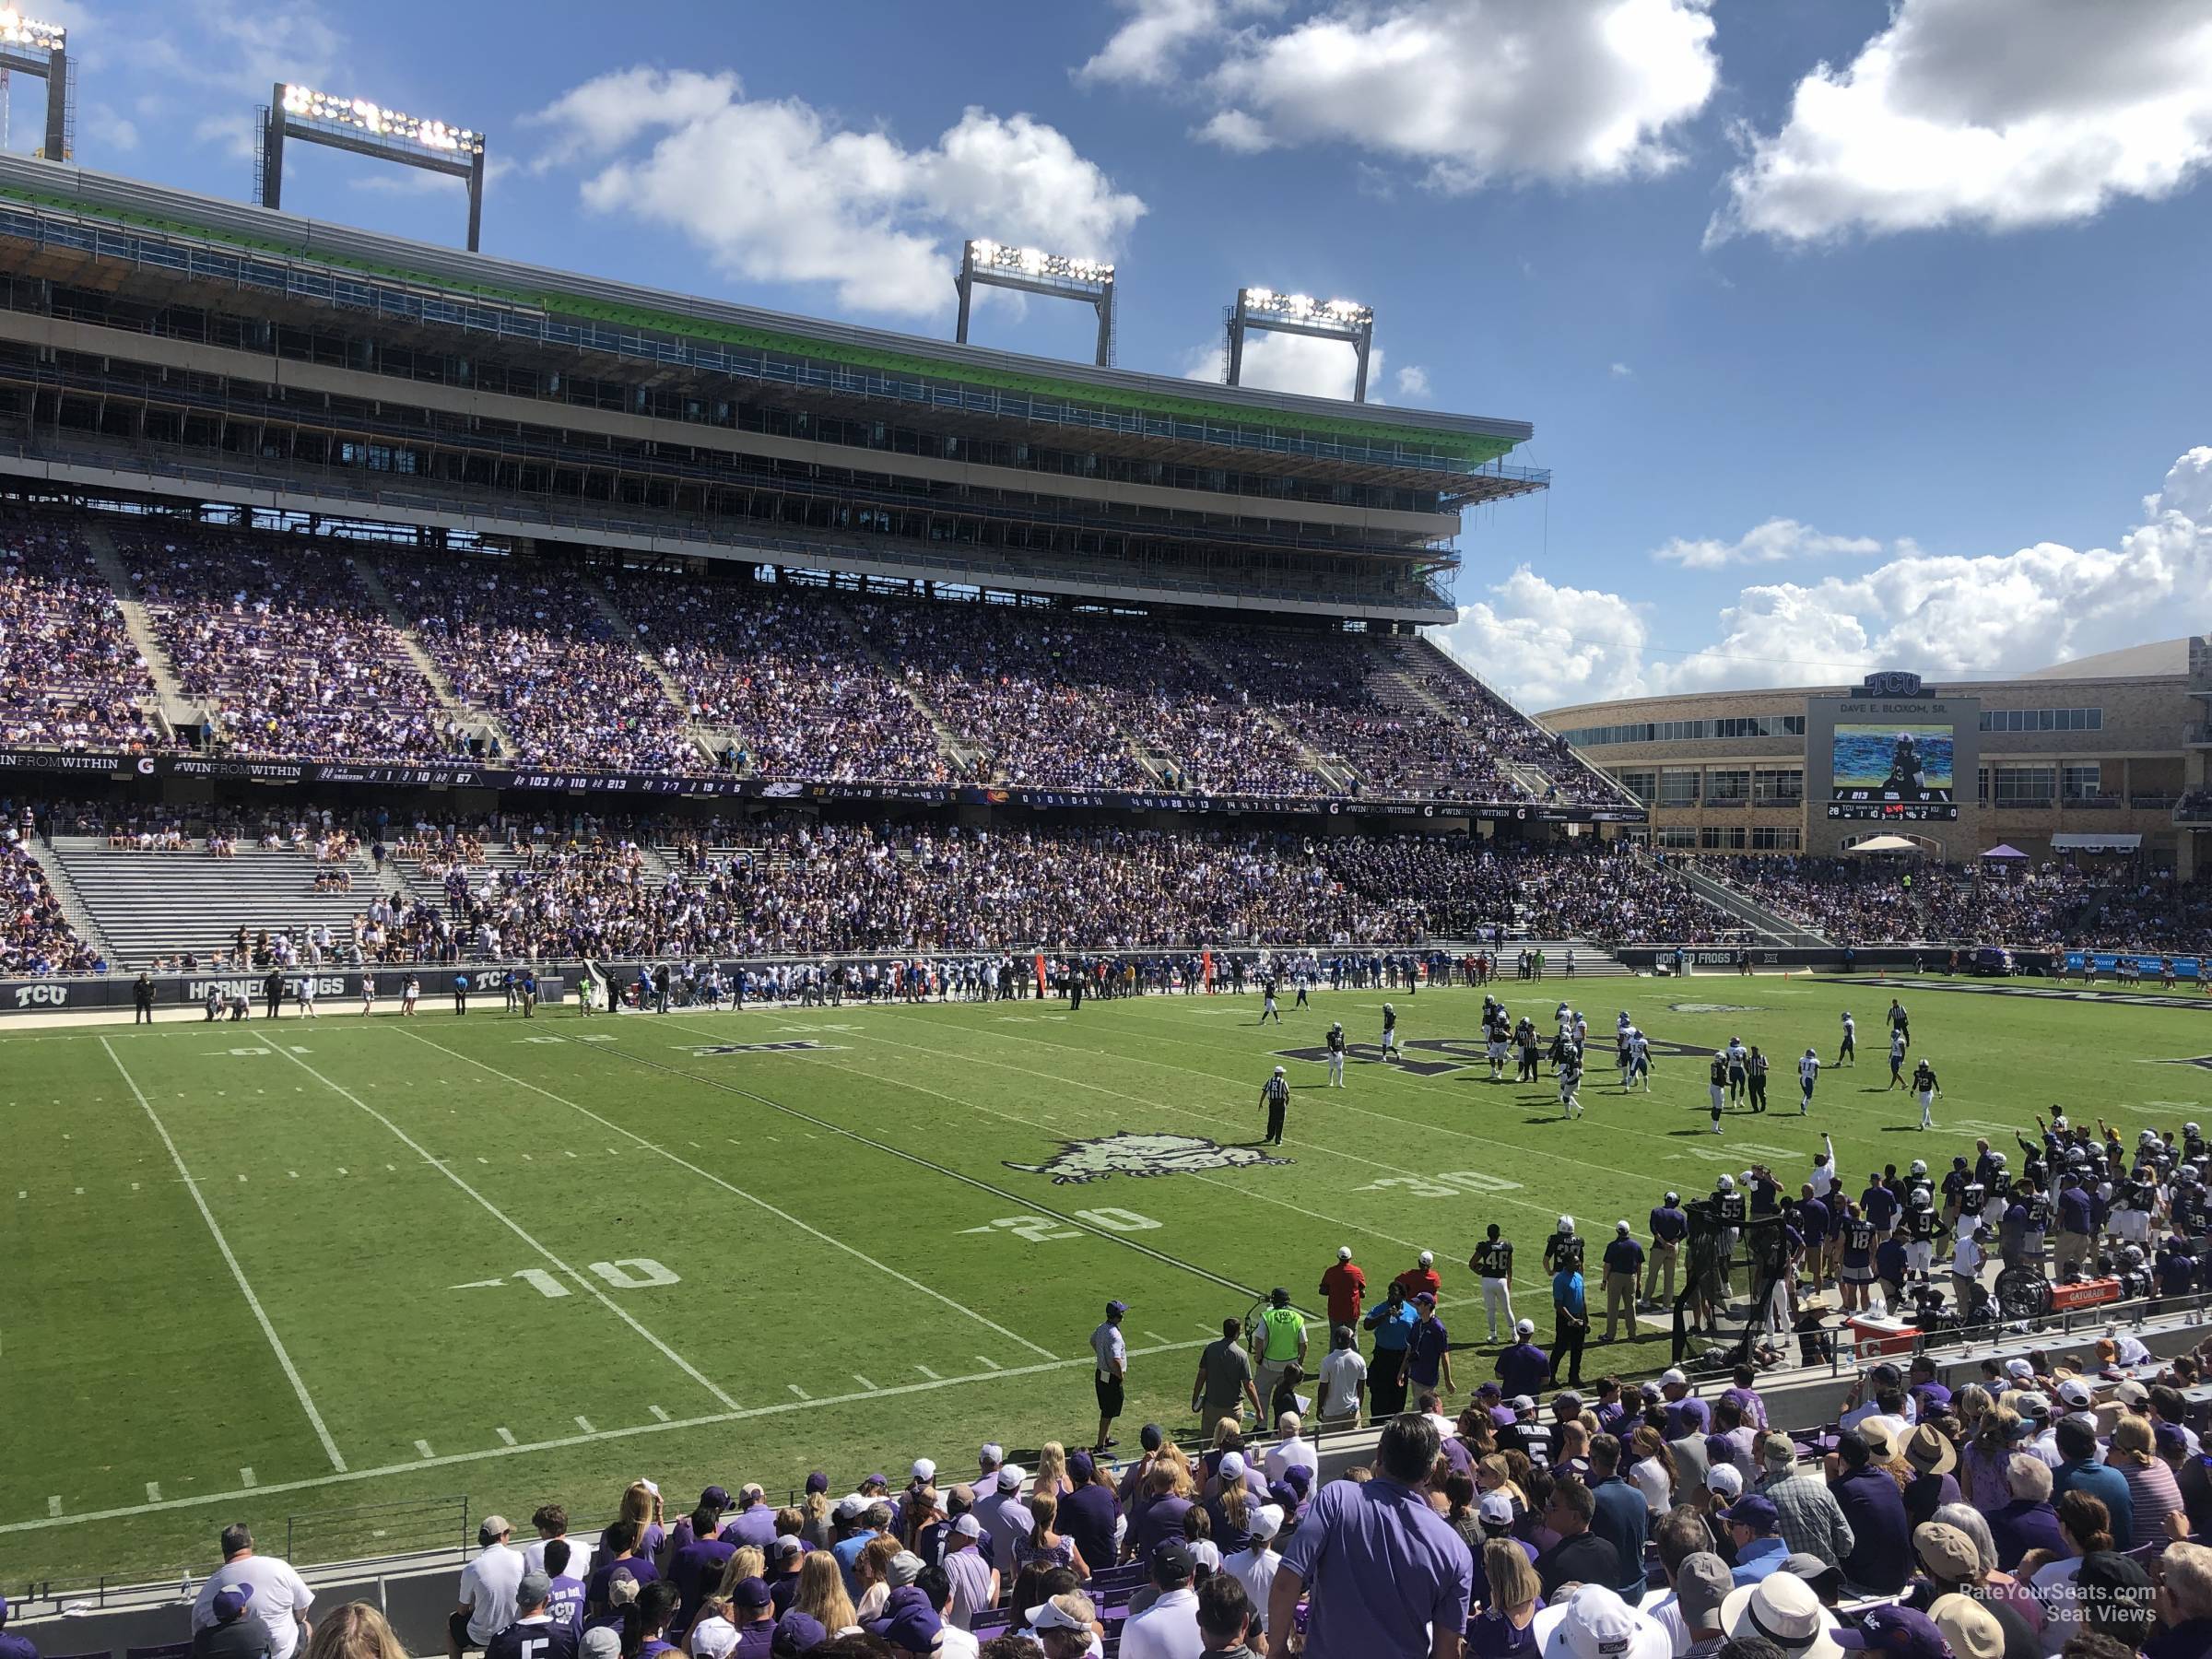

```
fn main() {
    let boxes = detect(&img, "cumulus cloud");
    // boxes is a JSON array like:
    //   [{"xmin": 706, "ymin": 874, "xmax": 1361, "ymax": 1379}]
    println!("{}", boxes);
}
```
[
  {"xmin": 1653, "ymin": 517, "xmax": 1883, "ymax": 570},
  {"xmin": 1394, "ymin": 364, "xmax": 1431, "ymax": 399},
  {"xmin": 1155, "ymin": 0, "xmax": 1719, "ymax": 191},
  {"xmin": 1436, "ymin": 448, "xmax": 2212, "ymax": 709},
  {"xmin": 532, "ymin": 70, "xmax": 1144, "ymax": 316},
  {"xmin": 1712, "ymin": 0, "xmax": 2212, "ymax": 244},
  {"xmin": 1609, "ymin": 361, "xmax": 1633, "ymax": 377},
  {"xmin": 1182, "ymin": 328, "xmax": 1383, "ymax": 400},
  {"xmin": 1077, "ymin": 0, "xmax": 1277, "ymax": 87}
]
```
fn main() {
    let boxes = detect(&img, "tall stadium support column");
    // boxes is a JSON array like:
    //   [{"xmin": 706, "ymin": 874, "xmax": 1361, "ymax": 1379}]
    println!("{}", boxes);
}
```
[
  {"xmin": 0, "ymin": 15, "xmax": 71, "ymax": 161},
  {"xmin": 953, "ymin": 240, "xmax": 1116, "ymax": 368},
  {"xmin": 1227, "ymin": 287, "xmax": 1374, "ymax": 404},
  {"xmin": 259, "ymin": 82, "xmax": 487, "ymax": 252}
]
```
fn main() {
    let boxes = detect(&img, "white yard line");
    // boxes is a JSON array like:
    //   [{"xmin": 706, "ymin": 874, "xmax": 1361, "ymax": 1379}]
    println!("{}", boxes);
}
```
[
  {"xmin": 267, "ymin": 1042, "xmax": 741, "ymax": 1411},
  {"xmin": 394, "ymin": 1029, "xmax": 1057, "ymax": 1361},
  {"xmin": 100, "ymin": 1037, "xmax": 347, "ymax": 1474}
]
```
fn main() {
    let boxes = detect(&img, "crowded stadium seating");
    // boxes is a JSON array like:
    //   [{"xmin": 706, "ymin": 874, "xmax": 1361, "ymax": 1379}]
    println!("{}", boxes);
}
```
[{"xmin": 0, "ymin": 510, "xmax": 1634, "ymax": 807}]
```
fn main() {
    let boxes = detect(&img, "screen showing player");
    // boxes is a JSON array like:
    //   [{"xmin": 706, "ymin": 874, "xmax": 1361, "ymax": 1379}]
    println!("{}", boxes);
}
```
[{"xmin": 1830, "ymin": 723, "xmax": 1955, "ymax": 807}]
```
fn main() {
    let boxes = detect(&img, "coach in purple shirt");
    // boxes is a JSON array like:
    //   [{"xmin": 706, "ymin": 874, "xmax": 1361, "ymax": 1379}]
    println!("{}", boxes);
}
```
[{"xmin": 1272, "ymin": 1417, "xmax": 1474, "ymax": 1658}]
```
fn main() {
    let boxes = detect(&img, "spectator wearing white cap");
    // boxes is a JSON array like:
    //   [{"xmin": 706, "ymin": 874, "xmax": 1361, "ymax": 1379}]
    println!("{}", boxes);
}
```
[
  {"xmin": 1220, "ymin": 1505, "xmax": 1283, "ymax": 1634},
  {"xmin": 485, "ymin": 1572, "xmax": 575, "ymax": 1659},
  {"xmin": 987, "ymin": 1465, "xmax": 1033, "ymax": 1583},
  {"xmin": 718, "ymin": 1487, "xmax": 777, "ymax": 1554},
  {"xmin": 451, "ymin": 1516, "xmax": 523, "ymax": 1659},
  {"xmin": 1265, "ymin": 1413, "xmax": 1319, "ymax": 1486},
  {"xmin": 191, "ymin": 1526, "xmax": 315, "ymax": 1659},
  {"xmin": 938, "ymin": 1514, "xmax": 997, "ymax": 1631},
  {"xmin": 1540, "ymin": 1583, "xmax": 1672, "ymax": 1659}
]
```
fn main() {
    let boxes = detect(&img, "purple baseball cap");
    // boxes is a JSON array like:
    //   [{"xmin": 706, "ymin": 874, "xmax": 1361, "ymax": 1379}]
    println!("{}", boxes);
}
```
[
  {"xmin": 700, "ymin": 1486, "xmax": 732, "ymax": 1510},
  {"xmin": 213, "ymin": 1587, "xmax": 253, "ymax": 1621},
  {"xmin": 1834, "ymin": 1605, "xmax": 1949, "ymax": 1659},
  {"xmin": 773, "ymin": 1609, "xmax": 828, "ymax": 1653},
  {"xmin": 805, "ymin": 1471, "xmax": 829, "ymax": 1494}
]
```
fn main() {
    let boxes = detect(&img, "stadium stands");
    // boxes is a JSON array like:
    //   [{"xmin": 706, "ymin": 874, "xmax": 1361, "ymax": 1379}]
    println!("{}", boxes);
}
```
[
  {"xmin": 0, "ymin": 509, "xmax": 1638, "ymax": 809},
  {"xmin": 116, "ymin": 526, "xmax": 463, "ymax": 762},
  {"xmin": 0, "ymin": 514, "xmax": 162, "ymax": 753}
]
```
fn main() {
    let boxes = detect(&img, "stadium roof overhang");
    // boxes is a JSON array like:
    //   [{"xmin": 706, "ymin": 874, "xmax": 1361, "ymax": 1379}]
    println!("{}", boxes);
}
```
[{"xmin": 0, "ymin": 155, "xmax": 1541, "ymax": 494}]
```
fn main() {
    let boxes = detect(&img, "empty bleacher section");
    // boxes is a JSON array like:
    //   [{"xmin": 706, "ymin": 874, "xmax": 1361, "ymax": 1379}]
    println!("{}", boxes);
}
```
[{"xmin": 44, "ymin": 833, "xmax": 372, "ymax": 965}]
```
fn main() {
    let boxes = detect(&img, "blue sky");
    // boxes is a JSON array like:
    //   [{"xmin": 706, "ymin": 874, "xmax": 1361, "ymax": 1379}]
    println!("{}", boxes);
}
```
[{"xmin": 28, "ymin": 0, "xmax": 2212, "ymax": 708}]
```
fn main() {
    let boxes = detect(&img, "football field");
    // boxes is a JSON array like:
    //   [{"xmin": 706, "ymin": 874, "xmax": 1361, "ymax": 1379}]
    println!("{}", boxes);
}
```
[{"xmin": 7, "ymin": 972, "xmax": 2212, "ymax": 1585}]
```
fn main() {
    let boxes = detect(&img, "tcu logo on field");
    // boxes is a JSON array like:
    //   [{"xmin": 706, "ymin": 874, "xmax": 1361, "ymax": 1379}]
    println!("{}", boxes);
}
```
[{"xmin": 13, "ymin": 982, "xmax": 67, "ymax": 1007}]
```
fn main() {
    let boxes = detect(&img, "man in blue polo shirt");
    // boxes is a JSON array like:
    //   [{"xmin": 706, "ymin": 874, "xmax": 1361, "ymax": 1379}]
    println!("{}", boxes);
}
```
[
  {"xmin": 1362, "ymin": 1284, "xmax": 1418, "ymax": 1419},
  {"xmin": 1723, "ymin": 1496, "xmax": 1789, "ymax": 1583},
  {"xmin": 1549, "ymin": 1259, "xmax": 1588, "ymax": 1387},
  {"xmin": 1269, "ymin": 1417, "xmax": 1473, "ymax": 1658},
  {"xmin": 1406, "ymin": 1293, "xmax": 1453, "ymax": 1395}
]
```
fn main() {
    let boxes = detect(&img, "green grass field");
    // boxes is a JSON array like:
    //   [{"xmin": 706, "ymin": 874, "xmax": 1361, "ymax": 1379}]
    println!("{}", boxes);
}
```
[{"xmin": 8, "ymin": 971, "xmax": 2212, "ymax": 1587}]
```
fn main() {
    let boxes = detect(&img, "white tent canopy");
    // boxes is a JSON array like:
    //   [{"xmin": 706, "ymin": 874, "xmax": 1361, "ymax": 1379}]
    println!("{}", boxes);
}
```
[{"xmin": 1845, "ymin": 834, "xmax": 1927, "ymax": 854}]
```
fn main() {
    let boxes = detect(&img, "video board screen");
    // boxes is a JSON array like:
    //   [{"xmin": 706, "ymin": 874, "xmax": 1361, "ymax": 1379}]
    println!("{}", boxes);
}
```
[{"xmin": 1806, "ymin": 690, "xmax": 1979, "ymax": 822}]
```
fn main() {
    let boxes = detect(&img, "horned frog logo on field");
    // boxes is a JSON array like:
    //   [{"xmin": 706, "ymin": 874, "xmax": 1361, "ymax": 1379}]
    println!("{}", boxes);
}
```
[{"xmin": 1006, "ymin": 1132, "xmax": 1291, "ymax": 1184}]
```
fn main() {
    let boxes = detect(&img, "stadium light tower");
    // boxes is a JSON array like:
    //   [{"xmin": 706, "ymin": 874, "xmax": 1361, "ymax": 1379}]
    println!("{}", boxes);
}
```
[
  {"xmin": 954, "ymin": 239, "xmax": 1117, "ymax": 367},
  {"xmin": 0, "ymin": 11, "xmax": 71, "ymax": 163},
  {"xmin": 1226, "ymin": 287, "xmax": 1375, "ymax": 403},
  {"xmin": 259, "ymin": 82, "xmax": 488, "ymax": 252}
]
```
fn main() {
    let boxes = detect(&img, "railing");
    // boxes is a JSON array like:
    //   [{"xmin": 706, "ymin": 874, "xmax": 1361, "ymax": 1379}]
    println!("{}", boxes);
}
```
[
  {"xmin": 0, "ymin": 433, "xmax": 1455, "ymax": 618},
  {"xmin": 2059, "ymin": 794, "xmax": 2124, "ymax": 809}
]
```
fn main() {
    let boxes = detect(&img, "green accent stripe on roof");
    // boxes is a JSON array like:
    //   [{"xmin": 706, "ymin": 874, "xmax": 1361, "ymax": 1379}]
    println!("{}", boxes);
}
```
[{"xmin": 0, "ymin": 180, "xmax": 1517, "ymax": 467}]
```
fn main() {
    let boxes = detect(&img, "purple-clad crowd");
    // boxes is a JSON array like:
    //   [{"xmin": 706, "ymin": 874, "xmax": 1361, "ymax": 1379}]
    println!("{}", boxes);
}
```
[
  {"xmin": 0, "ymin": 516, "xmax": 160, "ymax": 753},
  {"xmin": 120, "ymin": 528, "xmax": 466, "ymax": 762},
  {"xmin": 0, "ymin": 511, "xmax": 1643, "ymax": 811},
  {"xmin": 0, "ymin": 818, "xmax": 98, "ymax": 974}
]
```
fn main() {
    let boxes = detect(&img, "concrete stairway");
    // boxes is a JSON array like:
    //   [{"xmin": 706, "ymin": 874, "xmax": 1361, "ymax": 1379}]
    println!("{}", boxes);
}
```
[
  {"xmin": 1671, "ymin": 862, "xmax": 1833, "ymax": 948},
  {"xmin": 46, "ymin": 838, "xmax": 372, "ymax": 965},
  {"xmin": 833, "ymin": 600, "xmax": 987, "ymax": 778},
  {"xmin": 348, "ymin": 557, "xmax": 514, "ymax": 756},
  {"xmin": 21, "ymin": 833, "xmax": 115, "ymax": 963},
  {"xmin": 585, "ymin": 582, "xmax": 720, "ymax": 768},
  {"xmin": 82, "ymin": 521, "xmax": 186, "ymax": 740},
  {"xmin": 1178, "ymin": 630, "xmax": 1354, "ymax": 792}
]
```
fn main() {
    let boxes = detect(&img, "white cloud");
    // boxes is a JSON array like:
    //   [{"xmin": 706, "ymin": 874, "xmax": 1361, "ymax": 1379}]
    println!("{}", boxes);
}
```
[
  {"xmin": 1158, "ymin": 0, "xmax": 1719, "ymax": 191},
  {"xmin": 1653, "ymin": 517, "xmax": 1882, "ymax": 570},
  {"xmin": 1195, "ymin": 109, "xmax": 1275, "ymax": 152},
  {"xmin": 1182, "ymin": 328, "xmax": 1384, "ymax": 400},
  {"xmin": 1394, "ymin": 363, "xmax": 1431, "ymax": 399},
  {"xmin": 1609, "ymin": 361, "xmax": 1633, "ymax": 377},
  {"xmin": 535, "ymin": 71, "xmax": 1145, "ymax": 316},
  {"xmin": 103, "ymin": 0, "xmax": 343, "ymax": 160},
  {"xmin": 1078, "ymin": 0, "xmax": 1277, "ymax": 87},
  {"xmin": 1712, "ymin": 0, "xmax": 2212, "ymax": 244},
  {"xmin": 1435, "ymin": 447, "xmax": 2212, "ymax": 708},
  {"xmin": 521, "ymin": 67, "xmax": 742, "ymax": 171}
]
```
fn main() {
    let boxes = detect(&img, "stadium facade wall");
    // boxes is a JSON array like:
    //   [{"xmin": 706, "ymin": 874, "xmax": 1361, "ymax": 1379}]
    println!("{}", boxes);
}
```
[{"xmin": 1540, "ymin": 672, "xmax": 2199, "ymax": 872}]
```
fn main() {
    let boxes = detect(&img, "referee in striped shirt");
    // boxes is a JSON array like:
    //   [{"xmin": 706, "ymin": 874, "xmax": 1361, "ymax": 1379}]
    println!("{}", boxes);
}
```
[{"xmin": 1262, "ymin": 1065, "xmax": 1290, "ymax": 1146}]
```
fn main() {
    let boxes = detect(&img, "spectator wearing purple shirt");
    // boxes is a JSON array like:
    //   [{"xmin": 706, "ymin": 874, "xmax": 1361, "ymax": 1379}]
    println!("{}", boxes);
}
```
[
  {"xmin": 1056, "ymin": 1452, "xmax": 1121, "ymax": 1575},
  {"xmin": 1496, "ymin": 1322, "xmax": 1548, "ymax": 1400},
  {"xmin": 666, "ymin": 1509, "xmax": 735, "ymax": 1633},
  {"xmin": 719, "ymin": 1487, "xmax": 778, "ymax": 1553},
  {"xmin": 1987, "ymin": 1453, "xmax": 2066, "ymax": 1570},
  {"xmin": 1272, "ymin": 1417, "xmax": 1475, "ymax": 1658}
]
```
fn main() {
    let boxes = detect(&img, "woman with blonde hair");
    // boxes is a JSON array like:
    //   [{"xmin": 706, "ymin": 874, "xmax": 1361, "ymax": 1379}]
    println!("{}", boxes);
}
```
[
  {"xmin": 2108, "ymin": 1414, "xmax": 2187, "ymax": 1547},
  {"xmin": 1960, "ymin": 1406, "xmax": 2020, "ymax": 1512},
  {"xmin": 1475, "ymin": 1453, "xmax": 1528, "ymax": 1513},
  {"xmin": 601, "ymin": 1480, "xmax": 666, "ymax": 1562},
  {"xmin": 677, "ymin": 1547, "xmax": 766, "ymax": 1652},
  {"xmin": 790, "ymin": 1550, "xmax": 858, "ymax": 1637},
  {"xmin": 797, "ymin": 1477, "xmax": 833, "ymax": 1550},
  {"xmin": 1465, "ymin": 1539, "xmax": 1543, "ymax": 1658},
  {"xmin": 303, "ymin": 1604, "xmax": 407, "ymax": 1659},
  {"xmin": 1156, "ymin": 1439, "xmax": 1199, "ymax": 1499},
  {"xmin": 1033, "ymin": 1441, "xmax": 1073, "ymax": 1500}
]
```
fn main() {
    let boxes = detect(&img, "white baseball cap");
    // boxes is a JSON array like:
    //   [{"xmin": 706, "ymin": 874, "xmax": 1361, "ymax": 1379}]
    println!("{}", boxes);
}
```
[
  {"xmin": 1218, "ymin": 1452, "xmax": 1247, "ymax": 1481},
  {"xmin": 1247, "ymin": 1504, "xmax": 1285, "ymax": 1541},
  {"xmin": 911, "ymin": 1459, "xmax": 936, "ymax": 1482},
  {"xmin": 1338, "ymin": 1246, "xmax": 1352, "ymax": 1261},
  {"xmin": 1418, "ymin": 1251, "xmax": 1434, "ymax": 1266},
  {"xmin": 1543, "ymin": 1584, "xmax": 1673, "ymax": 1659}
]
